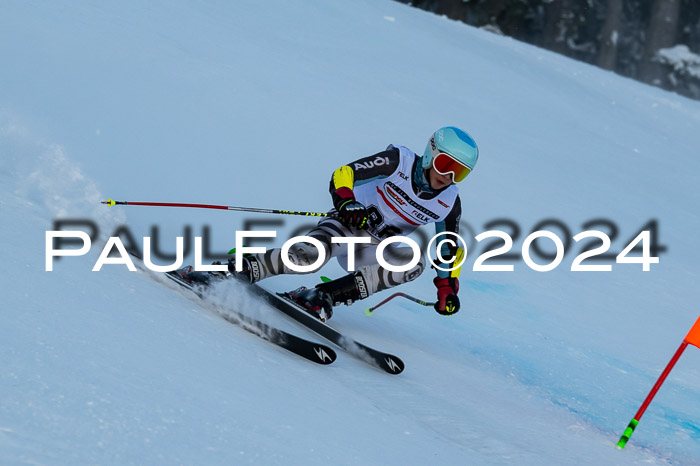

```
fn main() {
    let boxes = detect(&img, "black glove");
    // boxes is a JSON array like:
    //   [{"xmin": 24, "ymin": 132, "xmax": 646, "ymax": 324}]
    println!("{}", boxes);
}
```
[
  {"xmin": 433, "ymin": 277, "xmax": 460, "ymax": 315},
  {"xmin": 337, "ymin": 199, "xmax": 368, "ymax": 229}
]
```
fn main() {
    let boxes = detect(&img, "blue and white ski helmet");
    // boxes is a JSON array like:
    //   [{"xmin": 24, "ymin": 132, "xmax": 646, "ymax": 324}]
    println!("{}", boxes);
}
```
[{"xmin": 422, "ymin": 126, "xmax": 479, "ymax": 173}]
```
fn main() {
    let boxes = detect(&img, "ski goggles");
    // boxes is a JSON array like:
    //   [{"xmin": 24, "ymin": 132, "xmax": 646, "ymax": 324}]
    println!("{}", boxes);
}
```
[{"xmin": 432, "ymin": 152, "xmax": 472, "ymax": 183}]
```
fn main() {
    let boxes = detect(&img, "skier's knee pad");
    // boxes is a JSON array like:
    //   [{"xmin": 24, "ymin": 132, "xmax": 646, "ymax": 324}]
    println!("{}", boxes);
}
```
[
  {"xmin": 402, "ymin": 257, "xmax": 425, "ymax": 283},
  {"xmin": 286, "ymin": 241, "xmax": 328, "ymax": 268},
  {"xmin": 381, "ymin": 247, "xmax": 426, "ymax": 283}
]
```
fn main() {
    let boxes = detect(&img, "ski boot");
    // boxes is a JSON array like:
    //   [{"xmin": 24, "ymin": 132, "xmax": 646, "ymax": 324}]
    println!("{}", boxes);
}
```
[
  {"xmin": 175, "ymin": 261, "xmax": 228, "ymax": 286},
  {"xmin": 286, "ymin": 272, "xmax": 369, "ymax": 322},
  {"xmin": 226, "ymin": 254, "xmax": 265, "ymax": 284},
  {"xmin": 286, "ymin": 286, "xmax": 334, "ymax": 322}
]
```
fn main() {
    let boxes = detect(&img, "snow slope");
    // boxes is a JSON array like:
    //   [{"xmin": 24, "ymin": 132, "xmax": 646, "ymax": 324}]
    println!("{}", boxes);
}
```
[{"xmin": 2, "ymin": 0, "xmax": 700, "ymax": 464}]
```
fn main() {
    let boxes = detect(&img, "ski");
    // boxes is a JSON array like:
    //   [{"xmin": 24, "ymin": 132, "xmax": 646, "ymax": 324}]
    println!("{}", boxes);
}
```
[
  {"xmin": 162, "ymin": 271, "xmax": 337, "ymax": 365},
  {"xmin": 128, "ymin": 252, "xmax": 401, "ymax": 372},
  {"xmin": 128, "ymin": 253, "xmax": 337, "ymax": 366},
  {"xmin": 246, "ymin": 283, "xmax": 405, "ymax": 375}
]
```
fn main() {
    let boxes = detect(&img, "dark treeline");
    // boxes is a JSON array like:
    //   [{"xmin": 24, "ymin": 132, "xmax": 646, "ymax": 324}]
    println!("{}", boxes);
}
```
[{"xmin": 396, "ymin": 0, "xmax": 700, "ymax": 100}]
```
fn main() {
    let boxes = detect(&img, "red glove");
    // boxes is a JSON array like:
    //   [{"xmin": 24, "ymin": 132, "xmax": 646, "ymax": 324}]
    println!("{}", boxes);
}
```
[{"xmin": 433, "ymin": 277, "xmax": 460, "ymax": 315}]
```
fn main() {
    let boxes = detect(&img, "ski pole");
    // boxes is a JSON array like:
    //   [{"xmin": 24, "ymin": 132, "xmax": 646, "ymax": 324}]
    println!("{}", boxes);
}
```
[
  {"xmin": 365, "ymin": 292, "xmax": 436, "ymax": 316},
  {"xmin": 102, "ymin": 199, "xmax": 331, "ymax": 218}
]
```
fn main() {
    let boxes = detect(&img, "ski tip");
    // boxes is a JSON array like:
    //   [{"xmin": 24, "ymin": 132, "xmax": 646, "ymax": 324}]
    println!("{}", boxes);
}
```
[
  {"xmin": 228, "ymin": 248, "xmax": 236, "ymax": 255},
  {"xmin": 383, "ymin": 356, "xmax": 405, "ymax": 374},
  {"xmin": 313, "ymin": 346, "xmax": 337, "ymax": 365},
  {"xmin": 320, "ymin": 276, "xmax": 332, "ymax": 283}
]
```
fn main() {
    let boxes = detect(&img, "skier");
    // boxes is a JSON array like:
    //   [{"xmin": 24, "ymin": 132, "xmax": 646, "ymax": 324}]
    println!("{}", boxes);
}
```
[{"xmin": 180, "ymin": 126, "xmax": 478, "ymax": 321}]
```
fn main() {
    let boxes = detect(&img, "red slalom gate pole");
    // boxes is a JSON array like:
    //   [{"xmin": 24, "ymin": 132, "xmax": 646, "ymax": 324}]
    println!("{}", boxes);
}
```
[
  {"xmin": 617, "ymin": 342, "xmax": 688, "ymax": 448},
  {"xmin": 617, "ymin": 316, "xmax": 700, "ymax": 449}
]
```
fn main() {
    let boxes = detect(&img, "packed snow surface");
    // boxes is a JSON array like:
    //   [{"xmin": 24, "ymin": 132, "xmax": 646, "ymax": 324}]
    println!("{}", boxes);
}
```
[{"xmin": 2, "ymin": 0, "xmax": 700, "ymax": 464}]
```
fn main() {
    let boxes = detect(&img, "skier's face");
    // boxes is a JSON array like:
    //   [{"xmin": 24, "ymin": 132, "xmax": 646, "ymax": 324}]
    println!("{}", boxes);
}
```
[{"xmin": 428, "ymin": 167, "xmax": 453, "ymax": 190}]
